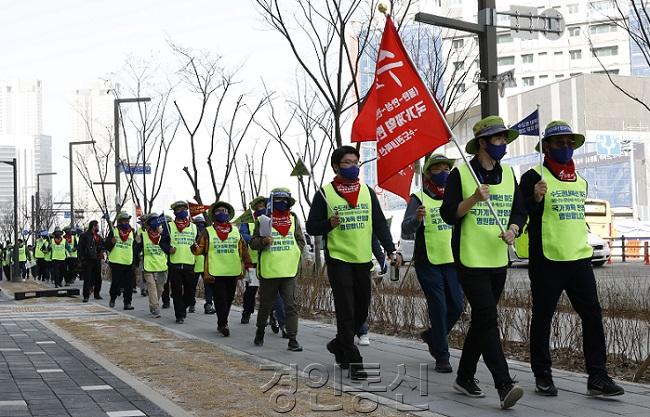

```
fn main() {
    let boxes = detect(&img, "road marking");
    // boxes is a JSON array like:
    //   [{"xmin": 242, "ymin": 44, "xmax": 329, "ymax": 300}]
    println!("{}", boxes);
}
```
[
  {"xmin": 0, "ymin": 348, "xmax": 21, "ymax": 352},
  {"xmin": 81, "ymin": 385, "xmax": 113, "ymax": 391},
  {"xmin": 106, "ymin": 411, "xmax": 146, "ymax": 417},
  {"xmin": 37, "ymin": 369, "xmax": 64, "ymax": 373},
  {"xmin": 36, "ymin": 341, "xmax": 56, "ymax": 344},
  {"xmin": 0, "ymin": 400, "xmax": 27, "ymax": 407}
]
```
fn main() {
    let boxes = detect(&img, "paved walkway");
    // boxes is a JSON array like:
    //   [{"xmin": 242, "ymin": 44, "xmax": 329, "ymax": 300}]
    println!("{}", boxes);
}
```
[{"xmin": 4, "ymin": 279, "xmax": 650, "ymax": 416}]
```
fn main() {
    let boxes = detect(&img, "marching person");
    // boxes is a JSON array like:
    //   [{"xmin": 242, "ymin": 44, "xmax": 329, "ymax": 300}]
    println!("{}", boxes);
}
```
[
  {"xmin": 136, "ymin": 213, "xmax": 168, "ymax": 318},
  {"xmin": 250, "ymin": 188, "xmax": 305, "ymax": 351},
  {"xmin": 239, "ymin": 196, "xmax": 267, "ymax": 324},
  {"xmin": 79, "ymin": 220, "xmax": 105, "ymax": 302},
  {"xmin": 440, "ymin": 116, "xmax": 527, "ymax": 409},
  {"xmin": 402, "ymin": 154, "xmax": 463, "ymax": 374},
  {"xmin": 190, "ymin": 214, "xmax": 207, "ymax": 314},
  {"xmin": 306, "ymin": 145, "xmax": 399, "ymax": 380},
  {"xmin": 192, "ymin": 201, "xmax": 250, "ymax": 336},
  {"xmin": 34, "ymin": 231, "xmax": 49, "ymax": 281},
  {"xmin": 2, "ymin": 241, "xmax": 11, "ymax": 280},
  {"xmin": 161, "ymin": 214, "xmax": 173, "ymax": 309},
  {"xmin": 520, "ymin": 121, "xmax": 624, "ymax": 397},
  {"xmin": 63, "ymin": 226, "xmax": 79, "ymax": 285},
  {"xmin": 49, "ymin": 228, "xmax": 67, "ymax": 288},
  {"xmin": 160, "ymin": 201, "xmax": 197, "ymax": 323},
  {"xmin": 105, "ymin": 212, "xmax": 138, "ymax": 310},
  {"xmin": 17, "ymin": 238, "xmax": 27, "ymax": 280}
]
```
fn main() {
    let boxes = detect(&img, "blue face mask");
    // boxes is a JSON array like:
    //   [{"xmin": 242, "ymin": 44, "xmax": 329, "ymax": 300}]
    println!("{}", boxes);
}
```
[
  {"xmin": 429, "ymin": 171, "xmax": 449, "ymax": 186},
  {"xmin": 118, "ymin": 223, "xmax": 130, "ymax": 231},
  {"xmin": 273, "ymin": 201, "xmax": 289, "ymax": 212},
  {"xmin": 549, "ymin": 146, "xmax": 574, "ymax": 164},
  {"xmin": 485, "ymin": 142, "xmax": 507, "ymax": 161},
  {"xmin": 175, "ymin": 210, "xmax": 189, "ymax": 220},
  {"xmin": 254, "ymin": 209, "xmax": 266, "ymax": 218},
  {"xmin": 339, "ymin": 165, "xmax": 360, "ymax": 180},
  {"xmin": 214, "ymin": 212, "xmax": 229, "ymax": 223}
]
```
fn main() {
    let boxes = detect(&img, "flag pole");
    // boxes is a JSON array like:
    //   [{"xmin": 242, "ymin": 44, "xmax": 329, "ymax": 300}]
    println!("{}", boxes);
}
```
[
  {"xmin": 294, "ymin": 156, "xmax": 336, "ymax": 214},
  {"xmin": 537, "ymin": 104, "xmax": 543, "ymax": 180}
]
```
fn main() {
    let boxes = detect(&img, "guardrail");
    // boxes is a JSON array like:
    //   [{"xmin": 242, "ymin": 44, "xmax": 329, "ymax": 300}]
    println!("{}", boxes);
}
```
[{"xmin": 604, "ymin": 236, "xmax": 650, "ymax": 265}]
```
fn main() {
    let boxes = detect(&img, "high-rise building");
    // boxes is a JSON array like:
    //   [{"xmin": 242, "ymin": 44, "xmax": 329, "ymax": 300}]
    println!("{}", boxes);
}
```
[{"xmin": 0, "ymin": 145, "xmax": 16, "ymax": 209}]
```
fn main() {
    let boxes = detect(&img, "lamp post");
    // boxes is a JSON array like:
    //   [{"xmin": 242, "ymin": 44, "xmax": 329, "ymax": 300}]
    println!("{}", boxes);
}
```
[
  {"xmin": 69, "ymin": 141, "xmax": 95, "ymax": 227},
  {"xmin": 114, "ymin": 97, "xmax": 151, "ymax": 214},
  {"xmin": 1, "ymin": 158, "xmax": 19, "ymax": 282},
  {"xmin": 36, "ymin": 172, "xmax": 57, "ymax": 231}
]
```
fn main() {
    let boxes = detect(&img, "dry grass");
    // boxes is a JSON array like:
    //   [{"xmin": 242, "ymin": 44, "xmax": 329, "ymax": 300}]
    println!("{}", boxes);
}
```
[{"xmin": 51, "ymin": 317, "xmax": 417, "ymax": 417}]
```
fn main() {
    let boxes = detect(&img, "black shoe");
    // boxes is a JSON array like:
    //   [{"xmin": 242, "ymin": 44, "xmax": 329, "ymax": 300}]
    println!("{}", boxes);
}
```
[
  {"xmin": 162, "ymin": 303, "xmax": 170, "ymax": 309},
  {"xmin": 288, "ymin": 338, "xmax": 303, "ymax": 352},
  {"xmin": 587, "ymin": 375, "xmax": 624, "ymax": 397},
  {"xmin": 241, "ymin": 313, "xmax": 250, "ymax": 324},
  {"xmin": 434, "ymin": 359, "xmax": 453, "ymax": 373},
  {"xmin": 175, "ymin": 317, "xmax": 184, "ymax": 324},
  {"xmin": 109, "ymin": 299, "xmax": 115, "ymax": 308},
  {"xmin": 280, "ymin": 326, "xmax": 288, "ymax": 339},
  {"xmin": 535, "ymin": 373, "xmax": 558, "ymax": 396},
  {"xmin": 140, "ymin": 288, "xmax": 147, "ymax": 297},
  {"xmin": 204, "ymin": 304, "xmax": 215, "ymax": 314},
  {"xmin": 420, "ymin": 329, "xmax": 436, "ymax": 358},
  {"xmin": 94, "ymin": 295, "xmax": 103, "ymax": 300},
  {"xmin": 124, "ymin": 304, "xmax": 134, "ymax": 311},
  {"xmin": 218, "ymin": 326, "xmax": 230, "ymax": 337},
  {"xmin": 350, "ymin": 364, "xmax": 368, "ymax": 381},
  {"xmin": 270, "ymin": 314, "xmax": 279, "ymax": 334},
  {"xmin": 327, "ymin": 339, "xmax": 349, "ymax": 369},
  {"xmin": 82, "ymin": 298, "xmax": 89, "ymax": 303},
  {"xmin": 188, "ymin": 306, "xmax": 195, "ymax": 313},
  {"xmin": 453, "ymin": 377, "xmax": 485, "ymax": 398},
  {"xmin": 498, "ymin": 382, "xmax": 524, "ymax": 409},
  {"xmin": 254, "ymin": 330, "xmax": 264, "ymax": 346}
]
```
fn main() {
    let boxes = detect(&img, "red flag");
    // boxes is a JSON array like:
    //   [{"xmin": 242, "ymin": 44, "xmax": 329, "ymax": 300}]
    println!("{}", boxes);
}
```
[
  {"xmin": 351, "ymin": 16, "xmax": 451, "ymax": 201},
  {"xmin": 189, "ymin": 201, "xmax": 210, "ymax": 217}
]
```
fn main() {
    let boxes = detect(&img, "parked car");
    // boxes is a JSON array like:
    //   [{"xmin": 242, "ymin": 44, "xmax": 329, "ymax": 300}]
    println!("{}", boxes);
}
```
[{"xmin": 509, "ymin": 231, "xmax": 610, "ymax": 267}]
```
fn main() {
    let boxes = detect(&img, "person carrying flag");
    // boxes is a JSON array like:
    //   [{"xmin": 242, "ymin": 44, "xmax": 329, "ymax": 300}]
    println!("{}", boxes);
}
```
[
  {"xmin": 239, "ymin": 195, "xmax": 267, "ymax": 324},
  {"xmin": 106, "ymin": 212, "xmax": 138, "ymax": 310},
  {"xmin": 17, "ymin": 238, "xmax": 27, "ymax": 280},
  {"xmin": 440, "ymin": 116, "xmax": 527, "ymax": 409},
  {"xmin": 307, "ymin": 145, "xmax": 399, "ymax": 380},
  {"xmin": 520, "ymin": 121, "xmax": 624, "ymax": 397},
  {"xmin": 192, "ymin": 201, "xmax": 251, "ymax": 336},
  {"xmin": 250, "ymin": 188, "xmax": 305, "ymax": 351},
  {"xmin": 189, "ymin": 214, "xmax": 207, "ymax": 314},
  {"xmin": 160, "ymin": 201, "xmax": 198, "ymax": 323},
  {"xmin": 401, "ymin": 154, "xmax": 463, "ymax": 374}
]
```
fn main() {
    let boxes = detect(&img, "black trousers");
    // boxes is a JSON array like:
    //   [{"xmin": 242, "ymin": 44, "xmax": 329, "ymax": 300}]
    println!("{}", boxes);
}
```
[
  {"xmin": 210, "ymin": 277, "xmax": 238, "ymax": 328},
  {"xmin": 64, "ymin": 258, "xmax": 78, "ymax": 283},
  {"xmin": 19, "ymin": 262, "xmax": 27, "ymax": 279},
  {"xmin": 326, "ymin": 258, "xmax": 372, "ymax": 365},
  {"xmin": 168, "ymin": 265, "xmax": 195, "ymax": 319},
  {"xmin": 457, "ymin": 266, "xmax": 512, "ymax": 387},
  {"xmin": 529, "ymin": 257, "xmax": 607, "ymax": 378},
  {"xmin": 2, "ymin": 265, "xmax": 10, "ymax": 280},
  {"xmin": 109, "ymin": 263, "xmax": 133, "ymax": 305},
  {"xmin": 82, "ymin": 260, "xmax": 102, "ymax": 299},
  {"xmin": 162, "ymin": 279, "xmax": 170, "ymax": 305},
  {"xmin": 36, "ymin": 259, "xmax": 48, "ymax": 281},
  {"xmin": 242, "ymin": 283, "xmax": 258, "ymax": 315},
  {"xmin": 51, "ymin": 260, "xmax": 66, "ymax": 287}
]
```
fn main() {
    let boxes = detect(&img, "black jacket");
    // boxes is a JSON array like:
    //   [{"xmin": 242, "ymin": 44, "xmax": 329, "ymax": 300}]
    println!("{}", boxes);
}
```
[{"xmin": 78, "ymin": 230, "xmax": 104, "ymax": 261}]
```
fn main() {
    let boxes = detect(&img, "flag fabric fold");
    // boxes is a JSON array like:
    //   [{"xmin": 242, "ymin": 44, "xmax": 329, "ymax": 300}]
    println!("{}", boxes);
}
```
[
  {"xmin": 510, "ymin": 109, "xmax": 539, "ymax": 136},
  {"xmin": 351, "ymin": 16, "xmax": 451, "ymax": 202}
]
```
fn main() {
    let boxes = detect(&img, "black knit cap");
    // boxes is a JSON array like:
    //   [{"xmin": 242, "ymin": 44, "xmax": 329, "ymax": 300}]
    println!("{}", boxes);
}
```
[{"xmin": 330, "ymin": 145, "xmax": 360, "ymax": 168}]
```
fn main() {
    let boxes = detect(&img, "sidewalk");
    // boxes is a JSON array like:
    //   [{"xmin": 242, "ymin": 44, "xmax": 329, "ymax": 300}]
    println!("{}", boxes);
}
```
[{"xmin": 88, "ymin": 284, "xmax": 650, "ymax": 417}]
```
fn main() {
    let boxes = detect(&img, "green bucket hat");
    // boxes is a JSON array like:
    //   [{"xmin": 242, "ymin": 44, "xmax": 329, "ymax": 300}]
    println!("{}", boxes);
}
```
[
  {"xmin": 270, "ymin": 187, "xmax": 296, "ymax": 207},
  {"xmin": 208, "ymin": 201, "xmax": 235, "ymax": 222},
  {"xmin": 142, "ymin": 212, "xmax": 157, "ymax": 225},
  {"xmin": 249, "ymin": 196, "xmax": 268, "ymax": 209},
  {"xmin": 422, "ymin": 154, "xmax": 455, "ymax": 175},
  {"xmin": 465, "ymin": 115, "xmax": 519, "ymax": 155},
  {"xmin": 170, "ymin": 200, "xmax": 189, "ymax": 211},
  {"xmin": 535, "ymin": 120, "xmax": 586, "ymax": 151},
  {"xmin": 116, "ymin": 211, "xmax": 131, "ymax": 221}
]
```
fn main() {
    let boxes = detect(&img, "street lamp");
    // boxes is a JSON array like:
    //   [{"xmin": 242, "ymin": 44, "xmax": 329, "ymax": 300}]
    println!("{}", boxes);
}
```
[
  {"xmin": 114, "ymin": 97, "xmax": 151, "ymax": 213},
  {"xmin": 36, "ymin": 172, "xmax": 57, "ymax": 231},
  {"xmin": 1, "ymin": 158, "xmax": 19, "ymax": 282},
  {"xmin": 69, "ymin": 141, "xmax": 95, "ymax": 227}
]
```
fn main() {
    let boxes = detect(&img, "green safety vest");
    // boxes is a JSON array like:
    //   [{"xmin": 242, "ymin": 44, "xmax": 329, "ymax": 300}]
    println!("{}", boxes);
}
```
[
  {"xmin": 44, "ymin": 240, "xmax": 52, "ymax": 261},
  {"xmin": 108, "ymin": 228, "xmax": 134, "ymax": 266},
  {"xmin": 419, "ymin": 191, "xmax": 454, "ymax": 265},
  {"xmin": 142, "ymin": 231, "xmax": 168, "ymax": 273},
  {"xmin": 194, "ymin": 254, "xmax": 204, "ymax": 273},
  {"xmin": 322, "ymin": 183, "xmax": 373, "ymax": 263},
  {"xmin": 18, "ymin": 245, "xmax": 27, "ymax": 262},
  {"xmin": 50, "ymin": 239, "xmax": 67, "ymax": 261},
  {"xmin": 35, "ymin": 238, "xmax": 46, "ymax": 259},
  {"xmin": 514, "ymin": 225, "xmax": 529, "ymax": 259},
  {"xmin": 206, "ymin": 226, "xmax": 242, "ymax": 277},
  {"xmin": 534, "ymin": 166, "xmax": 593, "ymax": 261},
  {"xmin": 168, "ymin": 222, "xmax": 197, "ymax": 265},
  {"xmin": 246, "ymin": 222, "xmax": 259, "ymax": 265},
  {"xmin": 458, "ymin": 163, "xmax": 515, "ymax": 268},
  {"xmin": 65, "ymin": 236, "xmax": 78, "ymax": 259},
  {"xmin": 258, "ymin": 214, "xmax": 302, "ymax": 279}
]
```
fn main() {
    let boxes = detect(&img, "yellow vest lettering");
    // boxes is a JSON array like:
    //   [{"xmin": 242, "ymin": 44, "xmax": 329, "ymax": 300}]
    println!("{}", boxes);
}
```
[
  {"xmin": 108, "ymin": 228, "xmax": 134, "ymax": 265},
  {"xmin": 169, "ymin": 222, "xmax": 197, "ymax": 265},
  {"xmin": 259, "ymin": 215, "xmax": 302, "ymax": 279},
  {"xmin": 420, "ymin": 192, "xmax": 454, "ymax": 265}
]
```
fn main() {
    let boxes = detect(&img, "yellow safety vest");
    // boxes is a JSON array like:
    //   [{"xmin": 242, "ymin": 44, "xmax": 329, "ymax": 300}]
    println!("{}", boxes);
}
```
[
  {"xmin": 142, "ymin": 231, "xmax": 168, "ymax": 273},
  {"xmin": 419, "ymin": 191, "xmax": 454, "ymax": 265},
  {"xmin": 514, "ymin": 225, "xmax": 529, "ymax": 259},
  {"xmin": 65, "ymin": 236, "xmax": 78, "ymax": 259},
  {"xmin": 35, "ymin": 238, "xmax": 46, "ymax": 259},
  {"xmin": 207, "ymin": 226, "xmax": 242, "ymax": 277},
  {"xmin": 168, "ymin": 222, "xmax": 197, "ymax": 265},
  {"xmin": 18, "ymin": 245, "xmax": 27, "ymax": 262},
  {"xmin": 322, "ymin": 183, "xmax": 373, "ymax": 263},
  {"xmin": 51, "ymin": 239, "xmax": 67, "ymax": 261},
  {"xmin": 246, "ymin": 222, "xmax": 259, "ymax": 265},
  {"xmin": 108, "ymin": 228, "xmax": 134, "ymax": 266},
  {"xmin": 458, "ymin": 163, "xmax": 515, "ymax": 268},
  {"xmin": 258, "ymin": 214, "xmax": 302, "ymax": 279},
  {"xmin": 534, "ymin": 166, "xmax": 593, "ymax": 261}
]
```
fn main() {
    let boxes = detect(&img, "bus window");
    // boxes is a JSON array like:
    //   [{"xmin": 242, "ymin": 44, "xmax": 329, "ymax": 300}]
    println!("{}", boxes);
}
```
[{"xmin": 585, "ymin": 199, "xmax": 612, "ymax": 238}]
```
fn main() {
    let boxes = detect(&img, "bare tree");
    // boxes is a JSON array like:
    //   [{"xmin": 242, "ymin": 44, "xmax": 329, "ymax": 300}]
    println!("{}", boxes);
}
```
[{"xmin": 233, "ymin": 140, "xmax": 271, "ymax": 211}]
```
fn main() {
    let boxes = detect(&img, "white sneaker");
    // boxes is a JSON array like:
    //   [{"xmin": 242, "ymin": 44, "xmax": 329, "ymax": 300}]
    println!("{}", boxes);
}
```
[{"xmin": 358, "ymin": 334, "xmax": 370, "ymax": 346}]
